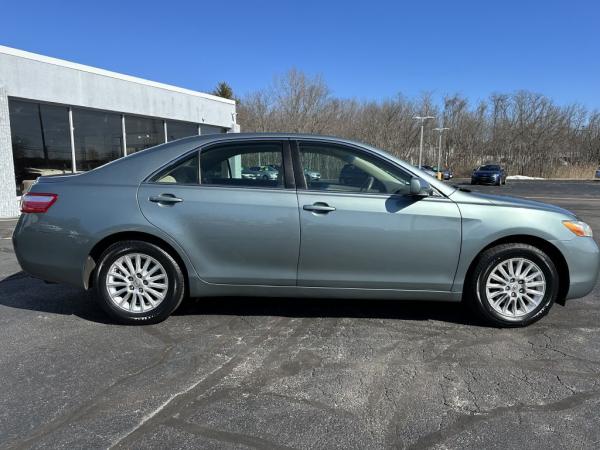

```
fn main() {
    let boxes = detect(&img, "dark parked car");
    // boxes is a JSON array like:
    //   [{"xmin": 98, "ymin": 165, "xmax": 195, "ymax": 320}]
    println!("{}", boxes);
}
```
[
  {"xmin": 471, "ymin": 164, "xmax": 506, "ymax": 185},
  {"xmin": 595, "ymin": 167, "xmax": 600, "ymax": 179},
  {"xmin": 433, "ymin": 166, "xmax": 453, "ymax": 180},
  {"xmin": 13, "ymin": 134, "xmax": 599, "ymax": 327}
]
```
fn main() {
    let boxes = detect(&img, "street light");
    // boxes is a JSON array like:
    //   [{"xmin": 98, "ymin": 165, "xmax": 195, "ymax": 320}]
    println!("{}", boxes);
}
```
[
  {"xmin": 433, "ymin": 126, "xmax": 450, "ymax": 177},
  {"xmin": 414, "ymin": 116, "xmax": 435, "ymax": 168}
]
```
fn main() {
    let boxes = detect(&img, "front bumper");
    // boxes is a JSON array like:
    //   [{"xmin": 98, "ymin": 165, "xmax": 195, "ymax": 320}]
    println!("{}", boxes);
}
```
[
  {"xmin": 472, "ymin": 176, "xmax": 499, "ymax": 184},
  {"xmin": 552, "ymin": 237, "xmax": 600, "ymax": 299}
]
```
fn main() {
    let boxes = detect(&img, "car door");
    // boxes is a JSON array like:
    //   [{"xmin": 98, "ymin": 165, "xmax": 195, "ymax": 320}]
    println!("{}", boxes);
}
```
[
  {"xmin": 138, "ymin": 140, "xmax": 300, "ymax": 286},
  {"xmin": 294, "ymin": 140, "xmax": 462, "ymax": 291}
]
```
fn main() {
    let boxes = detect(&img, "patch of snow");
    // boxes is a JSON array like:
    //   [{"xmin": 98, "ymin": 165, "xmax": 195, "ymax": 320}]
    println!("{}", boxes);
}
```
[{"xmin": 506, "ymin": 175, "xmax": 545, "ymax": 180}]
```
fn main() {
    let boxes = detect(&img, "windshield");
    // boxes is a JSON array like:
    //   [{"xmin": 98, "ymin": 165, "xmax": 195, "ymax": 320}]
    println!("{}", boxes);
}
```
[{"xmin": 478, "ymin": 165, "xmax": 500, "ymax": 171}]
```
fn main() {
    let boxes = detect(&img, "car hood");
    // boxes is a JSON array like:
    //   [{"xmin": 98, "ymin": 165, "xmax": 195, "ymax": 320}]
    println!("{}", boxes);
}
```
[
  {"xmin": 473, "ymin": 171, "xmax": 500, "ymax": 175},
  {"xmin": 453, "ymin": 191, "xmax": 577, "ymax": 218}
]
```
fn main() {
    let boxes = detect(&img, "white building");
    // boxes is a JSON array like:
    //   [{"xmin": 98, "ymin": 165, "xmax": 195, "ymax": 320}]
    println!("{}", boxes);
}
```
[{"xmin": 0, "ymin": 45, "xmax": 238, "ymax": 218}]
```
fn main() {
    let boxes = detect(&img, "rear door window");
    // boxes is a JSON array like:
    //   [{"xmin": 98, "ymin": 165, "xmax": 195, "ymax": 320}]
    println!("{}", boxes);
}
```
[{"xmin": 200, "ymin": 142, "xmax": 285, "ymax": 189}]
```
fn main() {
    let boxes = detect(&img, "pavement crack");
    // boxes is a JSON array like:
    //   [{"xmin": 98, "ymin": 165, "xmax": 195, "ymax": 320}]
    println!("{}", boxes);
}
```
[
  {"xmin": 109, "ymin": 356, "xmax": 240, "ymax": 449},
  {"xmin": 163, "ymin": 417, "xmax": 296, "ymax": 449},
  {"xmin": 7, "ymin": 334, "xmax": 176, "ymax": 450},
  {"xmin": 407, "ymin": 389, "xmax": 600, "ymax": 449},
  {"xmin": 109, "ymin": 318, "xmax": 289, "ymax": 448}
]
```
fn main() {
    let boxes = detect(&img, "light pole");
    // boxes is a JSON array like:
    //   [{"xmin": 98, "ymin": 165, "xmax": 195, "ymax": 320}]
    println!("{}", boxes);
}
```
[
  {"xmin": 414, "ymin": 116, "xmax": 435, "ymax": 168},
  {"xmin": 433, "ymin": 126, "xmax": 450, "ymax": 175}
]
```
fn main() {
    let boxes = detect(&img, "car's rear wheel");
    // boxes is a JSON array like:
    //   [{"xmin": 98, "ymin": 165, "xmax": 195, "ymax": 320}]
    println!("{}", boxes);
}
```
[
  {"xmin": 94, "ymin": 240, "xmax": 185, "ymax": 324},
  {"xmin": 467, "ymin": 243, "xmax": 559, "ymax": 327}
]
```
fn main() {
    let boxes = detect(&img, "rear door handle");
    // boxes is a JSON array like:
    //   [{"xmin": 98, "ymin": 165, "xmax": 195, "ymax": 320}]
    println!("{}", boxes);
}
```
[
  {"xmin": 149, "ymin": 194, "xmax": 183, "ymax": 204},
  {"xmin": 303, "ymin": 203, "xmax": 336, "ymax": 213}
]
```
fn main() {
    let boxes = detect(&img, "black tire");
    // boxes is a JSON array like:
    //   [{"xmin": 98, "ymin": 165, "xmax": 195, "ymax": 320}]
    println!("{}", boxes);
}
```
[
  {"xmin": 470, "ymin": 179, "xmax": 476, "ymax": 185},
  {"xmin": 94, "ymin": 240, "xmax": 185, "ymax": 324},
  {"xmin": 466, "ymin": 243, "xmax": 559, "ymax": 327}
]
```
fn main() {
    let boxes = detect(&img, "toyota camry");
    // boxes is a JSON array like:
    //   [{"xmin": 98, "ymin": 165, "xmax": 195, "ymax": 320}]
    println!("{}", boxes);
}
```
[{"xmin": 12, "ymin": 134, "xmax": 599, "ymax": 327}]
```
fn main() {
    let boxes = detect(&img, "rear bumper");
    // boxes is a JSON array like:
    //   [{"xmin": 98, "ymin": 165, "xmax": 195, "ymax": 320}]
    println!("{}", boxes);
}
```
[
  {"xmin": 12, "ymin": 214, "xmax": 89, "ymax": 288},
  {"xmin": 552, "ymin": 237, "xmax": 600, "ymax": 299}
]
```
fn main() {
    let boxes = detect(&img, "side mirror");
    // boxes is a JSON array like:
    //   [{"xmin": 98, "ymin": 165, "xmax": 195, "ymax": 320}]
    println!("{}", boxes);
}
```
[{"xmin": 409, "ymin": 177, "xmax": 432, "ymax": 196}]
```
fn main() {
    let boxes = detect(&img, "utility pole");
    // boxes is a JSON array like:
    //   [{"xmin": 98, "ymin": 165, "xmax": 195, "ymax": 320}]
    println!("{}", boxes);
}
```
[
  {"xmin": 414, "ymin": 116, "xmax": 435, "ymax": 168},
  {"xmin": 433, "ymin": 126, "xmax": 450, "ymax": 176}
]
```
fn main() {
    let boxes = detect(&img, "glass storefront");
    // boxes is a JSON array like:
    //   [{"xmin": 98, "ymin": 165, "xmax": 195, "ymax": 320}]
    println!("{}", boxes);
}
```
[
  {"xmin": 125, "ymin": 116, "xmax": 164, "ymax": 153},
  {"xmin": 8, "ymin": 98, "xmax": 228, "ymax": 195},
  {"xmin": 9, "ymin": 99, "xmax": 72, "ymax": 194},
  {"xmin": 73, "ymin": 108, "xmax": 123, "ymax": 171},
  {"xmin": 166, "ymin": 120, "xmax": 198, "ymax": 141}
]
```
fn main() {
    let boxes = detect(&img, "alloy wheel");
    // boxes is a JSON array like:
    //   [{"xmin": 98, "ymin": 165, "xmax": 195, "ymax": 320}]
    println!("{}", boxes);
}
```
[
  {"xmin": 105, "ymin": 253, "xmax": 169, "ymax": 313},
  {"xmin": 484, "ymin": 257, "xmax": 546, "ymax": 318}
]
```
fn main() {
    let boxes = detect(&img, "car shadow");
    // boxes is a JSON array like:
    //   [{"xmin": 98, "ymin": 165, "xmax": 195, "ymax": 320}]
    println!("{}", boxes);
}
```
[
  {"xmin": 0, "ymin": 272, "xmax": 485, "ymax": 327},
  {"xmin": 0, "ymin": 271, "xmax": 115, "ymax": 324},
  {"xmin": 175, "ymin": 296, "xmax": 486, "ymax": 327}
]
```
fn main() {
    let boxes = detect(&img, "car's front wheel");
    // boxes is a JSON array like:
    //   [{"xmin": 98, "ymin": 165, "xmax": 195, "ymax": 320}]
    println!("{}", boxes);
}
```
[
  {"xmin": 467, "ymin": 243, "xmax": 559, "ymax": 327},
  {"xmin": 94, "ymin": 240, "xmax": 185, "ymax": 324}
]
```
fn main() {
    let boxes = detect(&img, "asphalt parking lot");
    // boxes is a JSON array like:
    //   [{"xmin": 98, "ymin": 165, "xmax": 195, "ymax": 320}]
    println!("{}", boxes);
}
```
[{"xmin": 1, "ymin": 180, "xmax": 599, "ymax": 449}]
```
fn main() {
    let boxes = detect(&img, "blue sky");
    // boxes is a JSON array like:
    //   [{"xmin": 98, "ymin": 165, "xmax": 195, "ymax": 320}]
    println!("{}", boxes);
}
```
[{"xmin": 2, "ymin": 0, "xmax": 599, "ymax": 108}]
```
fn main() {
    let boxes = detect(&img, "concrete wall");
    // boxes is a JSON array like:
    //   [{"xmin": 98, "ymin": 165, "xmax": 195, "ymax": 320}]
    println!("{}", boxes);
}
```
[
  {"xmin": 0, "ymin": 86, "xmax": 19, "ymax": 217},
  {"xmin": 0, "ymin": 46, "xmax": 236, "ymax": 128}
]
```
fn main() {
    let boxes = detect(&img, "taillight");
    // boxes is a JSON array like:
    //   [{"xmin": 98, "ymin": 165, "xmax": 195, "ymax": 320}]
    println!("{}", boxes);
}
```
[{"xmin": 20, "ymin": 193, "xmax": 58, "ymax": 213}]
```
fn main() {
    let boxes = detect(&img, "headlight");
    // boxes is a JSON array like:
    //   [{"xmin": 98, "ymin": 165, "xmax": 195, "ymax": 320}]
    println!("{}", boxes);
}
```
[{"xmin": 563, "ymin": 220, "xmax": 593, "ymax": 237}]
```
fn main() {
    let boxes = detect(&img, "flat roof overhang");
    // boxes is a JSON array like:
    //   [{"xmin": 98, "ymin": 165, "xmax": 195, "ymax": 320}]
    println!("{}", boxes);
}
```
[{"xmin": 0, "ymin": 45, "xmax": 236, "ymax": 128}]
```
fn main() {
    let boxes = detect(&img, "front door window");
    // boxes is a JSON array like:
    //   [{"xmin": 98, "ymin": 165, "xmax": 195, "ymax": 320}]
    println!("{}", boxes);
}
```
[{"xmin": 299, "ymin": 143, "xmax": 412, "ymax": 195}]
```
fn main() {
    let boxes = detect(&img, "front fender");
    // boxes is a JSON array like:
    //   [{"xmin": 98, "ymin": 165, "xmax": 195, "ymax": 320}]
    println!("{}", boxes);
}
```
[{"xmin": 452, "ymin": 203, "xmax": 576, "ymax": 293}]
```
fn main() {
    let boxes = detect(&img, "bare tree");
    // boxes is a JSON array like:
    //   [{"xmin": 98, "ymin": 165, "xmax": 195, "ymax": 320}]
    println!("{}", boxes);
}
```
[{"xmin": 238, "ymin": 69, "xmax": 600, "ymax": 178}]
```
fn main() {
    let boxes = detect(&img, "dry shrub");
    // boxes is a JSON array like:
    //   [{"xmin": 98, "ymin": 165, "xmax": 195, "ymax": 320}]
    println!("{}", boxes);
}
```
[{"xmin": 545, "ymin": 164, "xmax": 599, "ymax": 179}]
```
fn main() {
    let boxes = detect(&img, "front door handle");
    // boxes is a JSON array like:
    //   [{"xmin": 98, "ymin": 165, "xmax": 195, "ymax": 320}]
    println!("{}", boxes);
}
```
[
  {"xmin": 149, "ymin": 194, "xmax": 183, "ymax": 205},
  {"xmin": 303, "ymin": 203, "xmax": 336, "ymax": 213}
]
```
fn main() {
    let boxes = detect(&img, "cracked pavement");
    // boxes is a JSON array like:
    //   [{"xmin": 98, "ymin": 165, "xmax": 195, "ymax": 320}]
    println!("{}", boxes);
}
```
[{"xmin": 1, "ymin": 180, "xmax": 599, "ymax": 449}]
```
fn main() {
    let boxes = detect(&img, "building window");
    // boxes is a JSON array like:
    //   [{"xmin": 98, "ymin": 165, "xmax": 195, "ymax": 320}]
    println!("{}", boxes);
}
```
[
  {"xmin": 166, "ymin": 120, "xmax": 198, "ymax": 141},
  {"xmin": 125, "ymin": 116, "xmax": 164, "ymax": 153},
  {"xmin": 9, "ymin": 99, "xmax": 72, "ymax": 195},
  {"xmin": 73, "ymin": 108, "xmax": 123, "ymax": 171}
]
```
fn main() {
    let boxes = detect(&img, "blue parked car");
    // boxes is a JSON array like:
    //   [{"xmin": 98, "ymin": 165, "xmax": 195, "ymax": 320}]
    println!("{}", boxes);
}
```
[{"xmin": 471, "ymin": 164, "xmax": 506, "ymax": 185}]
